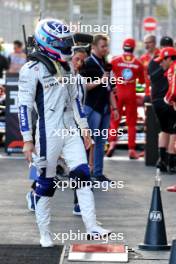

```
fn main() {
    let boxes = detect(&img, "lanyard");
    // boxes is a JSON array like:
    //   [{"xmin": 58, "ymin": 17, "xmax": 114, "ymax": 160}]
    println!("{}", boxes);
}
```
[
  {"xmin": 91, "ymin": 54, "xmax": 111, "ymax": 91},
  {"xmin": 76, "ymin": 75, "xmax": 85, "ymax": 105},
  {"xmin": 91, "ymin": 54, "xmax": 105, "ymax": 73}
]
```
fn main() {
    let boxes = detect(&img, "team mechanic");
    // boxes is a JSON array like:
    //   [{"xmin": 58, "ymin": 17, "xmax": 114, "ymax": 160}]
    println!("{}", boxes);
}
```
[
  {"xmin": 18, "ymin": 19, "xmax": 111, "ymax": 247},
  {"xmin": 148, "ymin": 37, "xmax": 176, "ymax": 173},
  {"xmin": 140, "ymin": 35, "xmax": 160, "ymax": 101},
  {"xmin": 107, "ymin": 38, "xmax": 145, "ymax": 159},
  {"xmin": 154, "ymin": 47, "xmax": 176, "ymax": 190}
]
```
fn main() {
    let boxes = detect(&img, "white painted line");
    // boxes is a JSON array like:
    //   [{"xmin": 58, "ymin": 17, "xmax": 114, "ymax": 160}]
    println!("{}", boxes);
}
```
[
  {"xmin": 105, "ymin": 156, "xmax": 144, "ymax": 162},
  {"xmin": 0, "ymin": 154, "xmax": 144, "ymax": 162},
  {"xmin": 0, "ymin": 154, "xmax": 24, "ymax": 160}
]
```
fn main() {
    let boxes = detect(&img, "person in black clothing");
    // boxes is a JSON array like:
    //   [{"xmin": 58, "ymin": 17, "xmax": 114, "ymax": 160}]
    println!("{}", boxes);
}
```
[
  {"xmin": 0, "ymin": 53, "xmax": 9, "ymax": 78},
  {"xmin": 82, "ymin": 34, "xmax": 118, "ymax": 182},
  {"xmin": 148, "ymin": 36, "xmax": 176, "ymax": 173}
]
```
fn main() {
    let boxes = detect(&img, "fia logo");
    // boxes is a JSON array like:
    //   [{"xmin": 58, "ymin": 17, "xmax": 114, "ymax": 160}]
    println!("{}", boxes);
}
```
[{"xmin": 149, "ymin": 211, "xmax": 162, "ymax": 222}]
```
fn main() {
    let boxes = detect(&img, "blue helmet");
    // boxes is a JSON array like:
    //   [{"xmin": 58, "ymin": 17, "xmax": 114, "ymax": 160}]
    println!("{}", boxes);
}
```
[{"xmin": 34, "ymin": 19, "xmax": 74, "ymax": 62}]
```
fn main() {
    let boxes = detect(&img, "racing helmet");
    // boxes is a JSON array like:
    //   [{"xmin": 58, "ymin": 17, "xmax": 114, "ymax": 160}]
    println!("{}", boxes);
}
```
[{"xmin": 34, "ymin": 18, "xmax": 74, "ymax": 62}]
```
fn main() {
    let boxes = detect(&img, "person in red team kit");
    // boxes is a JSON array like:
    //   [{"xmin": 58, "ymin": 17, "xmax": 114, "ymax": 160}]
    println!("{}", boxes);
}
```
[
  {"xmin": 156, "ymin": 47, "xmax": 176, "ymax": 118},
  {"xmin": 107, "ymin": 38, "xmax": 145, "ymax": 159},
  {"xmin": 140, "ymin": 35, "xmax": 160, "ymax": 101},
  {"xmin": 164, "ymin": 56, "xmax": 176, "ymax": 106},
  {"xmin": 154, "ymin": 47, "xmax": 176, "ymax": 190}
]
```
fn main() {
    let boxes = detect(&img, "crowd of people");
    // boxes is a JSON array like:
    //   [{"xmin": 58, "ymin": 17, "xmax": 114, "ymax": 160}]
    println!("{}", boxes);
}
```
[
  {"xmin": 0, "ymin": 18, "xmax": 176, "ymax": 246},
  {"xmin": 0, "ymin": 39, "xmax": 27, "ymax": 143},
  {"xmin": 0, "ymin": 39, "xmax": 26, "ymax": 76}
]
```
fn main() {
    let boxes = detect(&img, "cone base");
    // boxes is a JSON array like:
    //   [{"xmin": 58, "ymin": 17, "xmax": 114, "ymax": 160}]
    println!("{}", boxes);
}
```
[{"xmin": 138, "ymin": 243, "xmax": 171, "ymax": 251}]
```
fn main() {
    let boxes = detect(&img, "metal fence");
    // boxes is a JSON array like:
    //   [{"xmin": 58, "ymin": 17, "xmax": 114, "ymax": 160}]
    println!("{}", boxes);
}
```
[
  {"xmin": 0, "ymin": 0, "xmax": 175, "ymax": 44},
  {"xmin": 0, "ymin": 0, "xmax": 111, "ymax": 43},
  {"xmin": 0, "ymin": 6, "xmax": 36, "ymax": 42}
]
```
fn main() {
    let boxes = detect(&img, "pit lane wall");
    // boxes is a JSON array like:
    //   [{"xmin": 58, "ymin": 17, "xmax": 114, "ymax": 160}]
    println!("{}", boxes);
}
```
[
  {"xmin": 110, "ymin": 0, "xmax": 134, "ymax": 56},
  {"xmin": 5, "ymin": 74, "xmax": 23, "ymax": 154}
]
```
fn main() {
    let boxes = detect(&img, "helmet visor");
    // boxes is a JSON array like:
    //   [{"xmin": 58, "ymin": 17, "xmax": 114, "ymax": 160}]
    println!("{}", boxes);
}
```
[{"xmin": 47, "ymin": 36, "xmax": 74, "ymax": 55}]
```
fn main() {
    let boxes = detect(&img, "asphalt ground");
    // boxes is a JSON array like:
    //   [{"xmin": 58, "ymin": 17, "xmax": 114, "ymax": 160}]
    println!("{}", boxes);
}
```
[{"xmin": 0, "ymin": 149, "xmax": 176, "ymax": 264}]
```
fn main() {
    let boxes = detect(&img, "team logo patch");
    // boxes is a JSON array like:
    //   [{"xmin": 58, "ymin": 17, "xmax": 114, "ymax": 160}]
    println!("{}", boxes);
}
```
[
  {"xmin": 122, "ymin": 68, "xmax": 133, "ymax": 80},
  {"xmin": 126, "ymin": 55, "xmax": 131, "ymax": 61}
]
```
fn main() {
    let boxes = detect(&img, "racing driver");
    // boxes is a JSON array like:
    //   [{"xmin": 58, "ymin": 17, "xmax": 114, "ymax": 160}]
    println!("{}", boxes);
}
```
[{"xmin": 18, "ymin": 18, "xmax": 111, "ymax": 247}]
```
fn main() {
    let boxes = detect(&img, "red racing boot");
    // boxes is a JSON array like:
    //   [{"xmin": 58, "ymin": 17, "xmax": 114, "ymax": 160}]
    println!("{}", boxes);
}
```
[
  {"xmin": 138, "ymin": 151, "xmax": 145, "ymax": 158},
  {"xmin": 128, "ymin": 149, "xmax": 139, "ymax": 160},
  {"xmin": 166, "ymin": 185, "xmax": 176, "ymax": 192},
  {"xmin": 106, "ymin": 141, "xmax": 116, "ymax": 157}
]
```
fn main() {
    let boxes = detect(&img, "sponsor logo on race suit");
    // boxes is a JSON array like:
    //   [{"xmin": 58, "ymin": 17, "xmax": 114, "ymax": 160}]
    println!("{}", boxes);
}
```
[
  {"xmin": 43, "ymin": 76, "xmax": 60, "ymax": 89},
  {"xmin": 19, "ymin": 105, "xmax": 29, "ymax": 132},
  {"xmin": 122, "ymin": 68, "xmax": 133, "ymax": 80},
  {"xmin": 117, "ymin": 62, "xmax": 139, "ymax": 69}
]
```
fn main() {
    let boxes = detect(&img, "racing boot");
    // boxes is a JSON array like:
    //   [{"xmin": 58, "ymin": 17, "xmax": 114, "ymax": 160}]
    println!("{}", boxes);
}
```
[
  {"xmin": 156, "ymin": 147, "xmax": 168, "ymax": 172},
  {"xmin": 34, "ymin": 194, "xmax": 54, "ymax": 247},
  {"xmin": 156, "ymin": 159, "xmax": 168, "ymax": 172},
  {"xmin": 138, "ymin": 151, "xmax": 145, "ymax": 158},
  {"xmin": 73, "ymin": 203, "xmax": 81, "ymax": 216},
  {"xmin": 128, "ymin": 149, "xmax": 139, "ymax": 159},
  {"xmin": 76, "ymin": 186, "xmax": 111, "ymax": 240},
  {"xmin": 106, "ymin": 141, "xmax": 116, "ymax": 157},
  {"xmin": 166, "ymin": 185, "xmax": 176, "ymax": 192},
  {"xmin": 168, "ymin": 154, "xmax": 176, "ymax": 174}
]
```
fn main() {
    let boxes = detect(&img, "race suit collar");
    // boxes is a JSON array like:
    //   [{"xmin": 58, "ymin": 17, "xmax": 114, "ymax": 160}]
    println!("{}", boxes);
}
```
[{"xmin": 122, "ymin": 52, "xmax": 135, "ymax": 63}]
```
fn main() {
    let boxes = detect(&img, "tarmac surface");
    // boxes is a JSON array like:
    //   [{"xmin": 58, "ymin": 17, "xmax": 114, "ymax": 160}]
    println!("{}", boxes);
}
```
[{"xmin": 0, "ymin": 148, "xmax": 176, "ymax": 264}]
